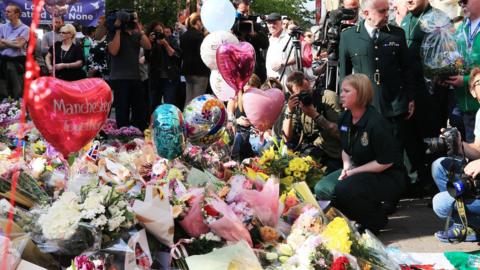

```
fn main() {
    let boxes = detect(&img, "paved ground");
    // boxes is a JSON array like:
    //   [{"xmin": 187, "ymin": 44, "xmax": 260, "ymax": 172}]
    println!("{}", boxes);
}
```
[{"xmin": 378, "ymin": 197, "xmax": 480, "ymax": 253}]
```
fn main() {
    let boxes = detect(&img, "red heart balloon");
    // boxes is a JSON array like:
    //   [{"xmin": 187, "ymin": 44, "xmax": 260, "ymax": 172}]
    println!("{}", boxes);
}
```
[
  {"xmin": 216, "ymin": 42, "xmax": 255, "ymax": 93},
  {"xmin": 27, "ymin": 77, "xmax": 112, "ymax": 158}
]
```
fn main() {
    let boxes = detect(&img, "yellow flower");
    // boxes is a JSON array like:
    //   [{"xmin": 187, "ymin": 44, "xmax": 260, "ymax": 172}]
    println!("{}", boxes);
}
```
[
  {"xmin": 281, "ymin": 176, "xmax": 294, "ymax": 186},
  {"xmin": 284, "ymin": 168, "xmax": 292, "ymax": 175},
  {"xmin": 293, "ymin": 171, "xmax": 302, "ymax": 178},
  {"xmin": 299, "ymin": 173, "xmax": 306, "ymax": 181},
  {"xmin": 321, "ymin": 217, "xmax": 352, "ymax": 254}
]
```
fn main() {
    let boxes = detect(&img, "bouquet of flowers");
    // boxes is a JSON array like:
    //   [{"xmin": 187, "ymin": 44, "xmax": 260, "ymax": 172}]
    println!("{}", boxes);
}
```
[
  {"xmin": 420, "ymin": 9, "xmax": 465, "ymax": 79},
  {"xmin": 252, "ymin": 139, "xmax": 323, "ymax": 192},
  {"xmin": 79, "ymin": 184, "xmax": 135, "ymax": 246},
  {"xmin": 35, "ymin": 184, "xmax": 135, "ymax": 255}
]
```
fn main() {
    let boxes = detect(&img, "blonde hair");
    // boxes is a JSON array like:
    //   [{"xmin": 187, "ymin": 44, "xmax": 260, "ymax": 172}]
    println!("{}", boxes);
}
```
[
  {"xmin": 60, "ymin": 24, "xmax": 76, "ymax": 37},
  {"xmin": 470, "ymin": 67, "xmax": 480, "ymax": 91},
  {"xmin": 238, "ymin": 74, "xmax": 261, "ymax": 113},
  {"xmin": 186, "ymin": 12, "xmax": 201, "ymax": 29},
  {"xmin": 342, "ymin": 73, "xmax": 374, "ymax": 107}
]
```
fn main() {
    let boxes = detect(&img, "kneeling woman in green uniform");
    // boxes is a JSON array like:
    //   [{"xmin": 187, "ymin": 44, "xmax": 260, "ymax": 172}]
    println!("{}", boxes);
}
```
[{"xmin": 314, "ymin": 73, "xmax": 406, "ymax": 233}]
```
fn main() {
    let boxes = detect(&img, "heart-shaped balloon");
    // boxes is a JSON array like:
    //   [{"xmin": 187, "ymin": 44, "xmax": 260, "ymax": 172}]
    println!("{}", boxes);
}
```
[
  {"xmin": 27, "ymin": 77, "xmax": 112, "ymax": 158},
  {"xmin": 209, "ymin": 70, "xmax": 236, "ymax": 101},
  {"xmin": 216, "ymin": 42, "xmax": 255, "ymax": 93},
  {"xmin": 243, "ymin": 88, "xmax": 285, "ymax": 132}
]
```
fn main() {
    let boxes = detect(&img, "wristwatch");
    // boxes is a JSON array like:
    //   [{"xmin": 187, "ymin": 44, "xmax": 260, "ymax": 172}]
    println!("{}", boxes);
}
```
[{"xmin": 284, "ymin": 111, "xmax": 294, "ymax": 119}]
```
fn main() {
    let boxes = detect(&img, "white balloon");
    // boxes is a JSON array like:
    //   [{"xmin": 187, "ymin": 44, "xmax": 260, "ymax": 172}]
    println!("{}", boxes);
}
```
[
  {"xmin": 201, "ymin": 0, "xmax": 236, "ymax": 33},
  {"xmin": 210, "ymin": 70, "xmax": 236, "ymax": 101},
  {"xmin": 200, "ymin": 31, "xmax": 239, "ymax": 70}
]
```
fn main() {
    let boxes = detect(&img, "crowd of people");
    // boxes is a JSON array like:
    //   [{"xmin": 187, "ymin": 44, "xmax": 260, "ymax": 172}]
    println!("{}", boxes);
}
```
[{"xmin": 0, "ymin": 0, "xmax": 479, "ymax": 241}]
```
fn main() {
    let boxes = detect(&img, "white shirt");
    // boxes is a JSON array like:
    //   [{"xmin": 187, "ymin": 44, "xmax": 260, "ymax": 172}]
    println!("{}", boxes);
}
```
[
  {"xmin": 470, "ymin": 17, "xmax": 480, "ymax": 34},
  {"xmin": 266, "ymin": 30, "xmax": 292, "ymax": 82},
  {"xmin": 364, "ymin": 22, "xmax": 378, "ymax": 39}
]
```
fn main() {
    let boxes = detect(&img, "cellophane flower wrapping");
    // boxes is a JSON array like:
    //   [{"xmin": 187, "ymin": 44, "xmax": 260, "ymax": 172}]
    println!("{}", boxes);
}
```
[
  {"xmin": 205, "ymin": 196, "xmax": 253, "ymax": 246},
  {"xmin": 236, "ymin": 176, "xmax": 280, "ymax": 228},
  {"xmin": 420, "ymin": 9, "xmax": 465, "ymax": 79},
  {"xmin": 0, "ymin": 232, "xmax": 29, "ymax": 270},
  {"xmin": 178, "ymin": 188, "xmax": 210, "ymax": 237}
]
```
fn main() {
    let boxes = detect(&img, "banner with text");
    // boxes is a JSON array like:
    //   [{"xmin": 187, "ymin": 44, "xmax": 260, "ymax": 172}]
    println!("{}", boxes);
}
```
[{"xmin": 0, "ymin": 0, "xmax": 105, "ymax": 27}]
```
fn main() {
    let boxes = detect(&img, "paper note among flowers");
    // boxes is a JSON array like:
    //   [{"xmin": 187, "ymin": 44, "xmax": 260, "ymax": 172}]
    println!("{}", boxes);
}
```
[{"xmin": 132, "ymin": 185, "xmax": 174, "ymax": 246}]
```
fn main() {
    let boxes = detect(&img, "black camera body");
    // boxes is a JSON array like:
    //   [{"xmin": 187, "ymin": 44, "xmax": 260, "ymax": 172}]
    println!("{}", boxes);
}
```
[
  {"xmin": 106, "ymin": 9, "xmax": 136, "ymax": 33},
  {"xmin": 424, "ymin": 127, "xmax": 460, "ymax": 156},
  {"xmin": 297, "ymin": 91, "xmax": 313, "ymax": 106},
  {"xmin": 153, "ymin": 31, "xmax": 165, "ymax": 40},
  {"xmin": 447, "ymin": 173, "xmax": 480, "ymax": 199}
]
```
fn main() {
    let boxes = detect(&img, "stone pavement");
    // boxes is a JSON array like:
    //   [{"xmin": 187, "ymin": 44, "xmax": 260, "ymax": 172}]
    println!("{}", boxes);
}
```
[{"xmin": 379, "ymin": 198, "xmax": 480, "ymax": 253}]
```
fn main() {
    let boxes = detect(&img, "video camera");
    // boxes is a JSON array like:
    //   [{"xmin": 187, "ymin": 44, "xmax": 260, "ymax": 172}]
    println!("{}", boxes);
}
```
[
  {"xmin": 289, "ymin": 26, "xmax": 304, "ymax": 40},
  {"xmin": 313, "ymin": 7, "xmax": 357, "ymax": 57},
  {"xmin": 106, "ymin": 9, "xmax": 136, "ymax": 33},
  {"xmin": 234, "ymin": 14, "xmax": 267, "ymax": 36}
]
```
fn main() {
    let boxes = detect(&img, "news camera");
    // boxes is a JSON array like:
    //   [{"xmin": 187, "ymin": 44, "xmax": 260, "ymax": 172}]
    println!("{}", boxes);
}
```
[{"xmin": 106, "ymin": 9, "xmax": 136, "ymax": 33}]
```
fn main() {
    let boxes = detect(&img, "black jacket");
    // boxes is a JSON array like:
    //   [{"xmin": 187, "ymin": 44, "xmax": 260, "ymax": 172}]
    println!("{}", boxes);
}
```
[
  {"xmin": 147, "ymin": 36, "xmax": 181, "ymax": 80},
  {"xmin": 179, "ymin": 28, "xmax": 210, "ymax": 76}
]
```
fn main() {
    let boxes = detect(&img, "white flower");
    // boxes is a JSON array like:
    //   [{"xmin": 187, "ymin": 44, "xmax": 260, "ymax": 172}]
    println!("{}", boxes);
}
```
[
  {"xmin": 108, "ymin": 215, "xmax": 126, "ymax": 231},
  {"xmin": 108, "ymin": 205, "xmax": 121, "ymax": 216},
  {"xmin": 38, "ymin": 192, "xmax": 81, "ymax": 240},
  {"xmin": 202, "ymin": 232, "xmax": 221, "ymax": 242},
  {"xmin": 30, "ymin": 157, "xmax": 46, "ymax": 178},
  {"xmin": 116, "ymin": 200, "xmax": 127, "ymax": 209},
  {"xmin": 81, "ymin": 195, "xmax": 105, "ymax": 219},
  {"xmin": 91, "ymin": 215, "xmax": 108, "ymax": 228}
]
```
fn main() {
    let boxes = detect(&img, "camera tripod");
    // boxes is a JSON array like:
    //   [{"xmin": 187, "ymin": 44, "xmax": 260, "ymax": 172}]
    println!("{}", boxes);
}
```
[{"xmin": 279, "ymin": 34, "xmax": 303, "ymax": 82}]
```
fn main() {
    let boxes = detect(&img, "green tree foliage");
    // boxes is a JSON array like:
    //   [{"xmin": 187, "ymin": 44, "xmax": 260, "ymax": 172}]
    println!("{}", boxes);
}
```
[
  {"xmin": 105, "ymin": 0, "xmax": 180, "ymax": 28},
  {"xmin": 104, "ymin": 0, "xmax": 314, "ymax": 29},
  {"xmin": 250, "ymin": 0, "xmax": 314, "ymax": 28}
]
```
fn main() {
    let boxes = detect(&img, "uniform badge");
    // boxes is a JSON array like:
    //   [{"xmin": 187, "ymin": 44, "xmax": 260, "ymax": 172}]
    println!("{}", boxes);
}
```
[
  {"xmin": 361, "ymin": 132, "xmax": 369, "ymax": 146},
  {"xmin": 340, "ymin": 125, "xmax": 348, "ymax": 132}
]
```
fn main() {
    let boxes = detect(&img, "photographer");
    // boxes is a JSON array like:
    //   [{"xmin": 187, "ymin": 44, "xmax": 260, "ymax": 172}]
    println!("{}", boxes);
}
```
[
  {"xmin": 146, "ymin": 21, "xmax": 181, "ymax": 112},
  {"xmin": 232, "ymin": 0, "xmax": 269, "ymax": 83},
  {"xmin": 280, "ymin": 71, "xmax": 342, "ymax": 173},
  {"xmin": 432, "ymin": 68, "xmax": 480, "ymax": 242},
  {"xmin": 107, "ymin": 10, "xmax": 151, "ymax": 131}
]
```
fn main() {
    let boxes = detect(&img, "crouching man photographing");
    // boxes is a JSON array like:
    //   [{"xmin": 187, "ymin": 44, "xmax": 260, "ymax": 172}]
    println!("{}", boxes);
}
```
[
  {"xmin": 431, "ymin": 68, "xmax": 480, "ymax": 243},
  {"xmin": 280, "ymin": 71, "xmax": 342, "ymax": 173}
]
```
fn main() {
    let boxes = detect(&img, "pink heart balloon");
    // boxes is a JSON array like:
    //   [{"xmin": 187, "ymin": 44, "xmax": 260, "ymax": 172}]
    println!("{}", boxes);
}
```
[
  {"xmin": 216, "ymin": 42, "xmax": 255, "ymax": 93},
  {"xmin": 27, "ymin": 77, "xmax": 112, "ymax": 158},
  {"xmin": 243, "ymin": 88, "xmax": 285, "ymax": 132}
]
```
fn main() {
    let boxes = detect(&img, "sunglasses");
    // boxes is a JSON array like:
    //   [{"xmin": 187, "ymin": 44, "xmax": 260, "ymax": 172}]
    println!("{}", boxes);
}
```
[
  {"xmin": 458, "ymin": 0, "xmax": 468, "ymax": 6},
  {"xmin": 59, "ymin": 31, "xmax": 70, "ymax": 35}
]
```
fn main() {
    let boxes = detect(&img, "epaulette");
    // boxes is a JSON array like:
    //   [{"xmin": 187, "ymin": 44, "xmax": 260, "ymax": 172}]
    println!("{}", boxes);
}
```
[{"xmin": 342, "ymin": 25, "xmax": 354, "ymax": 32}]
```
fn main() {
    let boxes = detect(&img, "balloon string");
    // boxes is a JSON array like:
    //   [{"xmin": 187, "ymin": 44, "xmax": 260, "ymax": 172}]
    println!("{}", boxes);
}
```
[
  {"xmin": 0, "ymin": 0, "xmax": 43, "ymax": 269},
  {"xmin": 52, "ymin": 16, "xmax": 55, "ymax": 78}
]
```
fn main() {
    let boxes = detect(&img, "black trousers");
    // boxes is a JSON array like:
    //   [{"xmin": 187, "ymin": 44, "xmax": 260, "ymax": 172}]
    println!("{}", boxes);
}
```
[
  {"xmin": 110, "ymin": 79, "xmax": 148, "ymax": 131},
  {"xmin": 332, "ymin": 171, "xmax": 406, "ymax": 233}
]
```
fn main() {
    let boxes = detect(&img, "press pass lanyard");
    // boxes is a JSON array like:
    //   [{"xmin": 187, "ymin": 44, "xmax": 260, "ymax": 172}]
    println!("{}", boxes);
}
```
[{"xmin": 464, "ymin": 19, "xmax": 480, "ymax": 51}]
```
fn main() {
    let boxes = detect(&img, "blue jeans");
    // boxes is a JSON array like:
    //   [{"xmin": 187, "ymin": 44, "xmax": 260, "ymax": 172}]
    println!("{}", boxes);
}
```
[{"xmin": 431, "ymin": 157, "xmax": 480, "ymax": 227}]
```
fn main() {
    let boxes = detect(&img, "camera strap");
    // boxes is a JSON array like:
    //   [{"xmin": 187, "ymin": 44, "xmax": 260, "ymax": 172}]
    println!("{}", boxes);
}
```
[
  {"xmin": 445, "ymin": 161, "xmax": 469, "ymax": 242},
  {"xmin": 444, "ymin": 198, "xmax": 469, "ymax": 243}
]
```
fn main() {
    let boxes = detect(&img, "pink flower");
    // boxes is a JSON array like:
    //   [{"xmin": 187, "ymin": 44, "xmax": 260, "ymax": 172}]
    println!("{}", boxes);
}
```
[{"xmin": 74, "ymin": 255, "xmax": 96, "ymax": 270}]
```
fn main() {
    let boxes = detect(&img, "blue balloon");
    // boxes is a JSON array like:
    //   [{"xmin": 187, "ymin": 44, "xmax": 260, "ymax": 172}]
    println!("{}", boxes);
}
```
[{"xmin": 151, "ymin": 104, "xmax": 186, "ymax": 160}]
